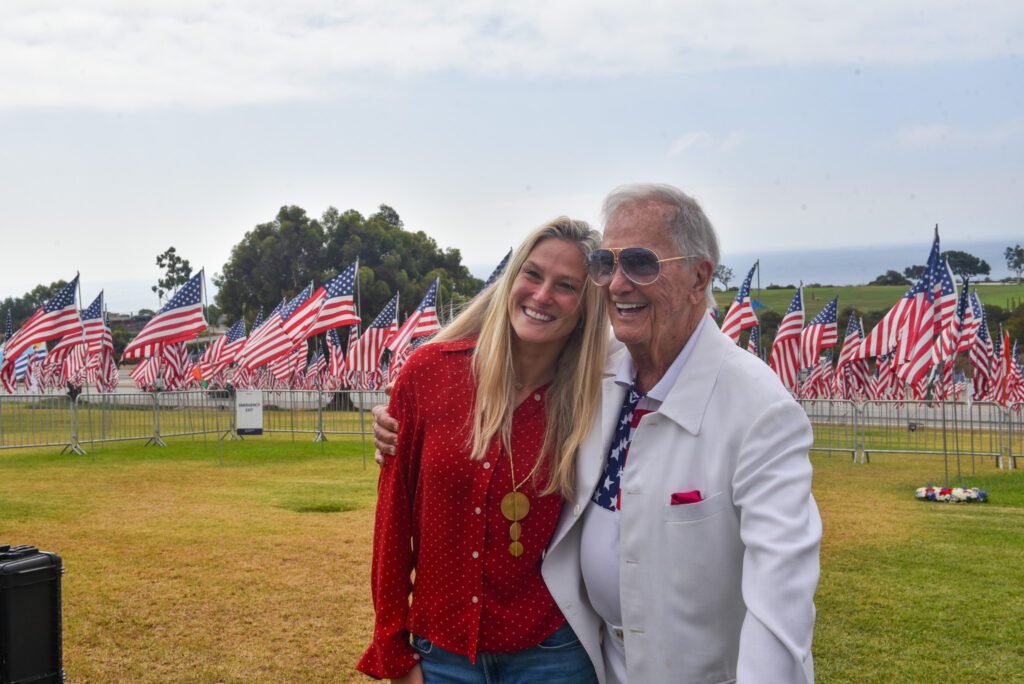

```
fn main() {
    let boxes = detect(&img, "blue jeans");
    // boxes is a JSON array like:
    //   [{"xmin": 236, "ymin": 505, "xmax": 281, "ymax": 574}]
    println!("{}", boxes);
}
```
[{"xmin": 411, "ymin": 622, "xmax": 598, "ymax": 684}]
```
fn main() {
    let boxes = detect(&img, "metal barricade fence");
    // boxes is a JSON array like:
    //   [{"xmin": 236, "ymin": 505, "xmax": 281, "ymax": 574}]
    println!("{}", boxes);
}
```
[
  {"xmin": 260, "ymin": 390, "xmax": 324, "ymax": 437},
  {"xmin": 321, "ymin": 390, "xmax": 387, "ymax": 439},
  {"xmin": 798, "ymin": 400, "xmax": 858, "ymax": 460},
  {"xmin": 1008, "ymin": 403, "xmax": 1024, "ymax": 469},
  {"xmin": 858, "ymin": 400, "xmax": 1005, "ymax": 467},
  {"xmin": 75, "ymin": 392, "xmax": 159, "ymax": 449},
  {"xmin": 153, "ymin": 391, "xmax": 234, "ymax": 441},
  {"xmin": 3, "ymin": 389, "xmax": 1015, "ymax": 463},
  {"xmin": 0, "ymin": 394, "xmax": 75, "ymax": 450}
]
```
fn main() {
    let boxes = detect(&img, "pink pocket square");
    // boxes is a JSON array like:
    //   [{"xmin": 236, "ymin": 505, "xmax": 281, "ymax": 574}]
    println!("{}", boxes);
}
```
[{"xmin": 670, "ymin": 490, "xmax": 703, "ymax": 505}]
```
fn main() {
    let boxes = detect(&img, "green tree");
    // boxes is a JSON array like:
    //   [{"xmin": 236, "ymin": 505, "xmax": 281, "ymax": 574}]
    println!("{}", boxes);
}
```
[
  {"xmin": 152, "ymin": 247, "xmax": 193, "ymax": 306},
  {"xmin": 903, "ymin": 265, "xmax": 926, "ymax": 281},
  {"xmin": 214, "ymin": 204, "xmax": 483, "ymax": 330},
  {"xmin": 713, "ymin": 264, "xmax": 734, "ymax": 291},
  {"xmin": 941, "ymin": 250, "xmax": 990, "ymax": 280},
  {"xmin": 870, "ymin": 270, "xmax": 910, "ymax": 286},
  {"xmin": 1006, "ymin": 244, "xmax": 1024, "ymax": 283}
]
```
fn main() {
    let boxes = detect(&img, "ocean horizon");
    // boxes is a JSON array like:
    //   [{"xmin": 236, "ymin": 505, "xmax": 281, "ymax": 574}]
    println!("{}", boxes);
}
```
[{"xmin": 718, "ymin": 239, "xmax": 1016, "ymax": 288}]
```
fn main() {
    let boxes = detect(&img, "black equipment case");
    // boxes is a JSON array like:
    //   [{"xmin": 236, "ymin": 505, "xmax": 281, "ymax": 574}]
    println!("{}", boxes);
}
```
[{"xmin": 0, "ymin": 545, "xmax": 63, "ymax": 684}]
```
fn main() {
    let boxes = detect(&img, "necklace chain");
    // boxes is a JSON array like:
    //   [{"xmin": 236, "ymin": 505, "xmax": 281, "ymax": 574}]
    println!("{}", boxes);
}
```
[{"xmin": 507, "ymin": 439, "xmax": 544, "ymax": 493}]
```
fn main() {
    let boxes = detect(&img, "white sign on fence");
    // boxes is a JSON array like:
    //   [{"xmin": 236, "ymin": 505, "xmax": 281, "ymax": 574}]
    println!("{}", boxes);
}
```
[{"xmin": 236, "ymin": 390, "xmax": 264, "ymax": 436}]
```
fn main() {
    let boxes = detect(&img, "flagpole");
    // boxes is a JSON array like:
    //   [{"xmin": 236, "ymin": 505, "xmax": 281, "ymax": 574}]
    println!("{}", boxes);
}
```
[{"xmin": 355, "ymin": 258, "xmax": 363, "ymax": 336}]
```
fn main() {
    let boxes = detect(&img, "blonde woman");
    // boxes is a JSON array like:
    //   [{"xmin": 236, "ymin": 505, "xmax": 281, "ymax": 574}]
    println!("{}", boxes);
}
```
[{"xmin": 357, "ymin": 217, "xmax": 607, "ymax": 684}]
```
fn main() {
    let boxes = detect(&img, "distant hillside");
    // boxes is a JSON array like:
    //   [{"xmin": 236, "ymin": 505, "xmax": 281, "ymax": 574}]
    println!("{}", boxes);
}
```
[{"xmin": 715, "ymin": 283, "xmax": 1024, "ymax": 320}]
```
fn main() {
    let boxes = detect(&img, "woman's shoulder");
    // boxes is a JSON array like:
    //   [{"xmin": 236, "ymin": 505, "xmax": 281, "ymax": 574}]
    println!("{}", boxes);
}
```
[{"xmin": 395, "ymin": 337, "xmax": 475, "ymax": 381}]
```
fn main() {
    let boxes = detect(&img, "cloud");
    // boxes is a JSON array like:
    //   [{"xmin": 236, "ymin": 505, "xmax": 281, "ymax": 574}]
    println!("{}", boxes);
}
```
[
  {"xmin": 668, "ymin": 130, "xmax": 745, "ymax": 157},
  {"xmin": 894, "ymin": 118, "xmax": 1024, "ymax": 148},
  {"xmin": 3, "ymin": 0, "xmax": 1023, "ymax": 111}
]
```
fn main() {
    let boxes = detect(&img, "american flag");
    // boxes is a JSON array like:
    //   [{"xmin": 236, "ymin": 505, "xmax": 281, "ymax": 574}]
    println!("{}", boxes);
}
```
[
  {"xmin": 306, "ymin": 262, "xmax": 360, "ymax": 337},
  {"xmin": 856, "ymin": 289, "xmax": 912, "ymax": 360},
  {"xmin": 131, "ymin": 356, "xmax": 161, "ymax": 390},
  {"xmin": 958, "ymin": 290, "xmax": 983, "ymax": 354},
  {"xmin": 720, "ymin": 262, "xmax": 758, "ymax": 343},
  {"xmin": 51, "ymin": 291, "xmax": 107, "ymax": 360},
  {"xmin": 932, "ymin": 278, "xmax": 970, "ymax": 365},
  {"xmin": 970, "ymin": 303, "xmax": 994, "ymax": 400},
  {"xmin": 745, "ymin": 324, "xmax": 761, "ymax": 358},
  {"xmin": 854, "ymin": 235, "xmax": 944, "ymax": 363},
  {"xmin": 304, "ymin": 349, "xmax": 327, "ymax": 389},
  {"xmin": 1009, "ymin": 341, "xmax": 1024, "ymax": 404},
  {"xmin": 387, "ymin": 278, "xmax": 441, "ymax": 354},
  {"xmin": 835, "ymin": 310, "xmax": 864, "ymax": 371},
  {"xmin": 769, "ymin": 287, "xmax": 804, "ymax": 390},
  {"xmin": 800, "ymin": 351, "xmax": 833, "ymax": 399},
  {"xmin": 161, "ymin": 342, "xmax": 191, "ymax": 390},
  {"xmin": 272, "ymin": 347, "xmax": 306, "ymax": 385},
  {"xmin": 481, "ymin": 249, "xmax": 513, "ymax": 291},
  {"xmin": 206, "ymin": 318, "xmax": 248, "ymax": 378},
  {"xmin": 281, "ymin": 283, "xmax": 325, "ymax": 344},
  {"xmin": 349, "ymin": 295, "xmax": 398, "ymax": 380},
  {"xmin": 239, "ymin": 288, "xmax": 316, "ymax": 370},
  {"xmin": 1, "ymin": 276, "xmax": 83, "ymax": 382},
  {"xmin": 835, "ymin": 356, "xmax": 871, "ymax": 400},
  {"xmin": 62, "ymin": 342, "xmax": 91, "ymax": 385},
  {"xmin": 997, "ymin": 330, "xmax": 1013, "ymax": 405},
  {"xmin": 327, "ymin": 327, "xmax": 347, "ymax": 380},
  {"xmin": 799, "ymin": 297, "xmax": 838, "ymax": 370},
  {"xmin": 932, "ymin": 254, "xmax": 958, "ymax": 335},
  {"xmin": 96, "ymin": 349, "xmax": 119, "ymax": 394},
  {"xmin": 868, "ymin": 352, "xmax": 895, "ymax": 399},
  {"xmin": 122, "ymin": 272, "xmax": 207, "ymax": 360},
  {"xmin": 343, "ymin": 326, "xmax": 362, "ymax": 387},
  {"xmin": 894, "ymin": 254, "xmax": 941, "ymax": 386}
]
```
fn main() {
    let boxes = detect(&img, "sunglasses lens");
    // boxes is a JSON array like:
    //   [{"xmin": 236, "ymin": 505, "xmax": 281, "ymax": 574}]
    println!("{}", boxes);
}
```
[
  {"xmin": 619, "ymin": 248, "xmax": 661, "ymax": 284},
  {"xmin": 588, "ymin": 250, "xmax": 616, "ymax": 284}
]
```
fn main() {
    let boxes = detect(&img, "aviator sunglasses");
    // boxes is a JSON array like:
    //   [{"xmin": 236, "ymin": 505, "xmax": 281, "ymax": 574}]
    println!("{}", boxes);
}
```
[{"xmin": 587, "ymin": 247, "xmax": 697, "ymax": 286}]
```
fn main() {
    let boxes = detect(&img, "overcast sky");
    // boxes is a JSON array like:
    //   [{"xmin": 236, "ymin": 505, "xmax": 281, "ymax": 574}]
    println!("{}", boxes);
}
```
[{"xmin": 3, "ymin": 1, "xmax": 1022, "ymax": 312}]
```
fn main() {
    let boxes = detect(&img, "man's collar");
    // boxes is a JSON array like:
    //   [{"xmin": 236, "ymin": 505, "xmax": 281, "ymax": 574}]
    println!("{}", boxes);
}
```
[{"xmin": 613, "ymin": 314, "xmax": 708, "ymax": 401}]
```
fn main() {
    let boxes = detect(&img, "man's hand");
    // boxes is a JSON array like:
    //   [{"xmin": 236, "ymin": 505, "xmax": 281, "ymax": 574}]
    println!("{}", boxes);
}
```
[
  {"xmin": 372, "ymin": 383, "xmax": 399, "ymax": 465},
  {"xmin": 391, "ymin": 664, "xmax": 423, "ymax": 684}
]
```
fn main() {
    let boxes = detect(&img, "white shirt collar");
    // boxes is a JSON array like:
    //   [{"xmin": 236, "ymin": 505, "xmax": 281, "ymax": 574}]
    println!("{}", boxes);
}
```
[{"xmin": 613, "ymin": 312, "xmax": 708, "ymax": 401}]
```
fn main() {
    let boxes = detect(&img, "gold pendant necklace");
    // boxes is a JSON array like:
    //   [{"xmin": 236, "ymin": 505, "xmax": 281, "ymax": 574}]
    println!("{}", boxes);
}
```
[{"xmin": 501, "ymin": 441, "xmax": 543, "ymax": 557}]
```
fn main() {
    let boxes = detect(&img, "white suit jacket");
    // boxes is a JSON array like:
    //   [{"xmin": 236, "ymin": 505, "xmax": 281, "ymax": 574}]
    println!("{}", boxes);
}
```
[{"xmin": 542, "ymin": 322, "xmax": 822, "ymax": 684}]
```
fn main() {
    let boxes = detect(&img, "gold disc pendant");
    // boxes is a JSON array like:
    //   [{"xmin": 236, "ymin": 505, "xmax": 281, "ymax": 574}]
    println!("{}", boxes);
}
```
[
  {"xmin": 508, "ymin": 522, "xmax": 522, "ymax": 540},
  {"xmin": 508, "ymin": 541, "xmax": 524, "ymax": 557},
  {"xmin": 500, "ymin": 491, "xmax": 530, "ymax": 521}
]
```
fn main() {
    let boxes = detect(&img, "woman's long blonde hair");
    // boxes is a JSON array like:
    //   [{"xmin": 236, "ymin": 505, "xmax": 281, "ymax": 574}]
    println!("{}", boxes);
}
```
[{"xmin": 433, "ymin": 217, "xmax": 607, "ymax": 499}]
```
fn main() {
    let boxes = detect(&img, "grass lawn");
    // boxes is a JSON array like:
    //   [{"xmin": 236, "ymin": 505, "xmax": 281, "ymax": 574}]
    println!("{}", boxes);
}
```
[{"xmin": 2, "ymin": 436, "xmax": 1023, "ymax": 682}]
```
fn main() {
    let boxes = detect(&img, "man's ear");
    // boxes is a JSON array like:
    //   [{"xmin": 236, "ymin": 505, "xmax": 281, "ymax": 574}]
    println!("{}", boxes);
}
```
[{"xmin": 690, "ymin": 260, "xmax": 714, "ymax": 303}]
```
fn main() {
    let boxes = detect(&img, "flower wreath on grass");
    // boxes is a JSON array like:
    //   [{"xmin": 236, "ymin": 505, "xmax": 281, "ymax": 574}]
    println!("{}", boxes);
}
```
[{"xmin": 915, "ymin": 485, "xmax": 988, "ymax": 503}]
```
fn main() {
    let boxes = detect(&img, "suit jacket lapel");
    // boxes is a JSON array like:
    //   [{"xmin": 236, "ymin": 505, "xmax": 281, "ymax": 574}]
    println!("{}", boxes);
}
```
[{"xmin": 657, "ymin": 321, "xmax": 731, "ymax": 435}]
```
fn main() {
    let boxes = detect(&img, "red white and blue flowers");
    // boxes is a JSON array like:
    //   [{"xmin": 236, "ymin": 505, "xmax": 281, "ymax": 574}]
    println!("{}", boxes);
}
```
[{"xmin": 915, "ymin": 485, "xmax": 988, "ymax": 503}]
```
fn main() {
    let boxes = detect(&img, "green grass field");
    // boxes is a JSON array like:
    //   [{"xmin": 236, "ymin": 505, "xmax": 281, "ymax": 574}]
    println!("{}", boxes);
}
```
[
  {"xmin": 2, "ymin": 435, "xmax": 1023, "ymax": 682},
  {"xmin": 714, "ymin": 282, "xmax": 1024, "ymax": 321}
]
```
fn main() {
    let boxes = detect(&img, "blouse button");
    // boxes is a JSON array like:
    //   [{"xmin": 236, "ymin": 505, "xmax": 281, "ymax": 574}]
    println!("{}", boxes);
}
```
[
  {"xmin": 474, "ymin": 507, "xmax": 482, "ymax": 515},
  {"xmin": 534, "ymin": 393, "xmax": 541, "ymax": 401},
  {"xmin": 483, "ymin": 462, "xmax": 491, "ymax": 470},
  {"xmin": 471, "ymin": 596, "xmax": 479, "ymax": 604},
  {"xmin": 472, "ymin": 551, "xmax": 479, "ymax": 559}
]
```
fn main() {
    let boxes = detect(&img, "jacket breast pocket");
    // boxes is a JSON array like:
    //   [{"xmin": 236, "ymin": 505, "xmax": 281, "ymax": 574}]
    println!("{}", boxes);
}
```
[{"xmin": 662, "ymin": 491, "xmax": 730, "ymax": 523}]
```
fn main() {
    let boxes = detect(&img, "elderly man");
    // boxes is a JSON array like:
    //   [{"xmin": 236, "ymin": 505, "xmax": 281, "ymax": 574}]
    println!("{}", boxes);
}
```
[{"xmin": 375, "ymin": 184, "xmax": 821, "ymax": 683}]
